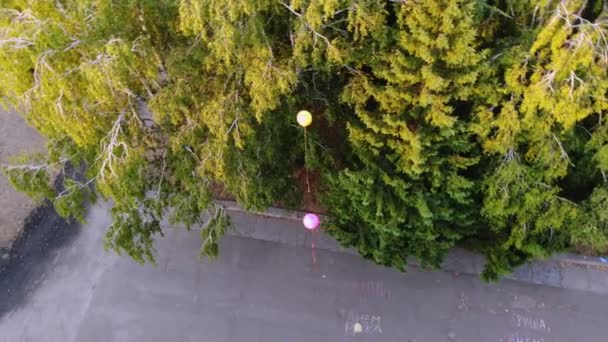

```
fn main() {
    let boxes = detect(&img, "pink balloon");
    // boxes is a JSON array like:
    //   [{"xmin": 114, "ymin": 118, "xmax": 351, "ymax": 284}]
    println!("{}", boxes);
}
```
[{"xmin": 303, "ymin": 213, "xmax": 320, "ymax": 230}]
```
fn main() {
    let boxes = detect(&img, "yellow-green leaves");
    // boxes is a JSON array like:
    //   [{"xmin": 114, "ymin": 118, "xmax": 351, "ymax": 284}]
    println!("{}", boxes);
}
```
[
  {"xmin": 244, "ymin": 50, "xmax": 297, "ymax": 121},
  {"xmin": 3, "ymin": 0, "xmax": 608, "ymax": 280}
]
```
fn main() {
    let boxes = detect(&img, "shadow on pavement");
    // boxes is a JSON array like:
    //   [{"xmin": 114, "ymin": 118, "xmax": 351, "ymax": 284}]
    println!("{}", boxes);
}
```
[{"xmin": 0, "ymin": 182, "xmax": 82, "ymax": 318}]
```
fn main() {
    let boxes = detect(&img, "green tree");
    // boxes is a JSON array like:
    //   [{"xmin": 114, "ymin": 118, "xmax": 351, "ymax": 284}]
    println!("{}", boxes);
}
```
[
  {"xmin": 1, "ymin": 0, "xmax": 607, "ymax": 280},
  {"xmin": 471, "ymin": 0, "xmax": 608, "ymax": 279},
  {"xmin": 0, "ymin": 0, "xmax": 303, "ymax": 262},
  {"xmin": 324, "ymin": 0, "xmax": 486, "ymax": 270}
]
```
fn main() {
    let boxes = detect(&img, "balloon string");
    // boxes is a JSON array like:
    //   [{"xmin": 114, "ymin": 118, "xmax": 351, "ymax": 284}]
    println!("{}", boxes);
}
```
[
  {"xmin": 304, "ymin": 127, "xmax": 311, "ymax": 193},
  {"xmin": 311, "ymin": 229, "xmax": 318, "ymax": 272}
]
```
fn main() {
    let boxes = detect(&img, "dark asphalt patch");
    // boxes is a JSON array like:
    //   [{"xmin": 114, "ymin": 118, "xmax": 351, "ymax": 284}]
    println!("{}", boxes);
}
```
[
  {"xmin": 0, "ymin": 200, "xmax": 80, "ymax": 318},
  {"xmin": 0, "ymin": 165, "xmax": 86, "ymax": 318}
]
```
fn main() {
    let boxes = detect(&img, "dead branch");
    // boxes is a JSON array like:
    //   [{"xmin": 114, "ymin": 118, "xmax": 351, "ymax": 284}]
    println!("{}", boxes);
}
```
[
  {"xmin": 55, "ymin": 90, "xmax": 65, "ymax": 117},
  {"xmin": 64, "ymin": 38, "xmax": 81, "ymax": 52},
  {"xmin": 567, "ymin": 71, "xmax": 584, "ymax": 99},
  {"xmin": 502, "ymin": 148, "xmax": 519, "ymax": 163},
  {"xmin": 21, "ymin": 50, "xmax": 56, "ymax": 109},
  {"xmin": 55, "ymin": 177, "xmax": 97, "ymax": 199},
  {"xmin": 156, "ymin": 150, "xmax": 167, "ymax": 200},
  {"xmin": 0, "ymin": 37, "xmax": 34, "ymax": 49},
  {"xmin": 540, "ymin": 70, "xmax": 556, "ymax": 93},
  {"xmin": 551, "ymin": 133, "xmax": 572, "ymax": 163},
  {"xmin": 0, "ymin": 9, "xmax": 45, "ymax": 49},
  {"xmin": 1, "ymin": 160, "xmax": 64, "ymax": 173},
  {"xmin": 0, "ymin": 8, "xmax": 41, "ymax": 25},
  {"xmin": 556, "ymin": 1, "xmax": 608, "ymax": 64},
  {"xmin": 97, "ymin": 112, "xmax": 128, "ymax": 180},
  {"xmin": 280, "ymin": 2, "xmax": 332, "ymax": 47},
  {"xmin": 63, "ymin": 52, "xmax": 114, "ymax": 76},
  {"xmin": 1, "ymin": 157, "xmax": 68, "ymax": 181}
]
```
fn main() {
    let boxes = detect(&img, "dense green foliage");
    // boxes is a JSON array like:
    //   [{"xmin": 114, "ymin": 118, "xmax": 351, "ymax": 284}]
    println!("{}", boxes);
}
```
[{"xmin": 1, "ymin": 0, "xmax": 606, "ymax": 279}]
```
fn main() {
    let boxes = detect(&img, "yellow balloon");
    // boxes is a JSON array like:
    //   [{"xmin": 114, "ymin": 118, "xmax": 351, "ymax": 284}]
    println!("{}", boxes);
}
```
[{"xmin": 297, "ymin": 110, "xmax": 312, "ymax": 127}]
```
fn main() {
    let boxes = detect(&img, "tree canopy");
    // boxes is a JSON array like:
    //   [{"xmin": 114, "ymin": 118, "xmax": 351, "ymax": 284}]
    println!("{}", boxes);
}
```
[{"xmin": 1, "ymin": 0, "xmax": 607, "ymax": 280}]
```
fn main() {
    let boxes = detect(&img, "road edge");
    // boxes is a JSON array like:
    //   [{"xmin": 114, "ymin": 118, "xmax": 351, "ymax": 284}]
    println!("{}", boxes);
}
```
[{"xmin": 219, "ymin": 200, "xmax": 608, "ymax": 295}]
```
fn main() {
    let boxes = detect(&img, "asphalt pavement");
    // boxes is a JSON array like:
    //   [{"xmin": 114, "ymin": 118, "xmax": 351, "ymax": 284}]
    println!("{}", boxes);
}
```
[{"xmin": 1, "ymin": 202, "xmax": 607, "ymax": 342}]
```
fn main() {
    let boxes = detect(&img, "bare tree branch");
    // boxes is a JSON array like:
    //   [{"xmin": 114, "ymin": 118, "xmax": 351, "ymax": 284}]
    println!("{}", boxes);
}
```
[
  {"xmin": 97, "ymin": 111, "xmax": 128, "ymax": 180},
  {"xmin": 55, "ymin": 90, "xmax": 65, "ymax": 118},
  {"xmin": 567, "ymin": 71, "xmax": 584, "ymax": 99},
  {"xmin": 551, "ymin": 133, "xmax": 571, "ymax": 163},
  {"xmin": 1, "ymin": 159, "xmax": 66, "ymax": 172},
  {"xmin": 156, "ymin": 150, "xmax": 167, "ymax": 200},
  {"xmin": 540, "ymin": 70, "xmax": 556, "ymax": 93},
  {"xmin": 20, "ymin": 49, "xmax": 55, "ymax": 109},
  {"xmin": 502, "ymin": 148, "xmax": 519, "ymax": 163},
  {"xmin": 55, "ymin": 177, "xmax": 97, "ymax": 199},
  {"xmin": 0, "ymin": 9, "xmax": 45, "ymax": 49},
  {"xmin": 280, "ymin": 2, "xmax": 332, "ymax": 47},
  {"xmin": 555, "ymin": 1, "xmax": 608, "ymax": 64},
  {"xmin": 0, "ymin": 37, "xmax": 34, "ymax": 49}
]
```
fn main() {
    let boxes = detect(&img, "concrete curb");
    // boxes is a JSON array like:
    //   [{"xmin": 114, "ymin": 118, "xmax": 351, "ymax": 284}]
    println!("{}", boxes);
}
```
[
  {"xmin": 220, "ymin": 200, "xmax": 608, "ymax": 295},
  {"xmin": 217, "ymin": 200, "xmax": 328, "ymax": 221},
  {"xmin": 219, "ymin": 201, "xmax": 301, "ymax": 221}
]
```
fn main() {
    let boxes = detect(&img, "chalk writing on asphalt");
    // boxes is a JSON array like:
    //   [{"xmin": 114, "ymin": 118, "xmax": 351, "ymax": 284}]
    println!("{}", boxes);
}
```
[
  {"xmin": 343, "ymin": 310, "xmax": 383, "ymax": 336},
  {"xmin": 514, "ymin": 314, "xmax": 551, "ymax": 334},
  {"xmin": 503, "ymin": 313, "xmax": 551, "ymax": 342},
  {"xmin": 507, "ymin": 333, "xmax": 545, "ymax": 342},
  {"xmin": 344, "ymin": 280, "xmax": 391, "ymax": 299}
]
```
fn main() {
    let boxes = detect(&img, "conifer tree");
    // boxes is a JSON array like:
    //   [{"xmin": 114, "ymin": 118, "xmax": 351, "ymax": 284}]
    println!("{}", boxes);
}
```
[
  {"xmin": 473, "ymin": 0, "xmax": 608, "ymax": 279},
  {"xmin": 324, "ymin": 0, "xmax": 486, "ymax": 269}
]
